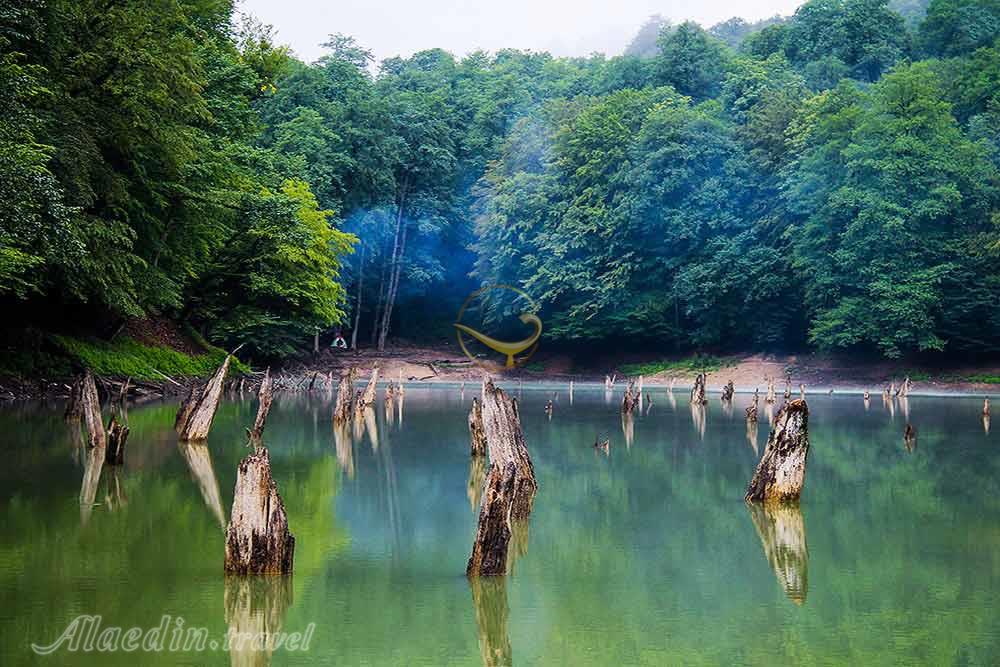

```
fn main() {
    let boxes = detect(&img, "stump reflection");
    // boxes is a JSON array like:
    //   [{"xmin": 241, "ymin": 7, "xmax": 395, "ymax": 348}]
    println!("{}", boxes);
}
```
[
  {"xmin": 224, "ymin": 574, "xmax": 293, "ymax": 667},
  {"xmin": 747, "ymin": 502, "xmax": 809, "ymax": 605},
  {"xmin": 178, "ymin": 441, "xmax": 226, "ymax": 529},
  {"xmin": 469, "ymin": 576, "xmax": 512, "ymax": 667}
]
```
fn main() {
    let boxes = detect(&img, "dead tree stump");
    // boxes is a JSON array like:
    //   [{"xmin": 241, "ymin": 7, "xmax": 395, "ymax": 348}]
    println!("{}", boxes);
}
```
[
  {"xmin": 80, "ymin": 371, "xmax": 106, "ymax": 449},
  {"xmin": 177, "ymin": 354, "xmax": 232, "ymax": 441},
  {"xmin": 621, "ymin": 380, "xmax": 640, "ymax": 414},
  {"xmin": 333, "ymin": 368, "xmax": 357, "ymax": 424},
  {"xmin": 469, "ymin": 397, "xmax": 487, "ymax": 457},
  {"xmin": 766, "ymin": 377, "xmax": 776, "ymax": 404},
  {"xmin": 746, "ymin": 391, "xmax": 759, "ymax": 424},
  {"xmin": 721, "ymin": 380, "xmax": 735, "ymax": 402},
  {"xmin": 745, "ymin": 399, "xmax": 810, "ymax": 504},
  {"xmin": 224, "ymin": 447, "xmax": 295, "ymax": 575},
  {"xmin": 467, "ymin": 378, "xmax": 538, "ymax": 576},
  {"xmin": 105, "ymin": 415, "xmax": 129, "ymax": 465},
  {"xmin": 249, "ymin": 368, "xmax": 274, "ymax": 442},
  {"xmin": 690, "ymin": 373, "xmax": 707, "ymax": 405},
  {"xmin": 355, "ymin": 364, "xmax": 380, "ymax": 417}
]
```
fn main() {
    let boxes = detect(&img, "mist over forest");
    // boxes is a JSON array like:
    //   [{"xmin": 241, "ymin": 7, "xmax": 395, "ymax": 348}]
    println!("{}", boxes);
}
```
[{"xmin": 3, "ymin": 0, "xmax": 1000, "ymax": 362}]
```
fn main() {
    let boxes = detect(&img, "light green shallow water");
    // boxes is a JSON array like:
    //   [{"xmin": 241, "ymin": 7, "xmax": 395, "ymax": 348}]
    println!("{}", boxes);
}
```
[{"xmin": 1, "ymin": 386, "xmax": 999, "ymax": 665}]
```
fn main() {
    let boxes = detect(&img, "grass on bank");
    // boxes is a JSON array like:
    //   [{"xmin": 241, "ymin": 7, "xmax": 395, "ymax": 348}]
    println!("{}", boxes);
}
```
[
  {"xmin": 51, "ymin": 335, "xmax": 249, "ymax": 380},
  {"xmin": 619, "ymin": 355, "xmax": 734, "ymax": 378}
]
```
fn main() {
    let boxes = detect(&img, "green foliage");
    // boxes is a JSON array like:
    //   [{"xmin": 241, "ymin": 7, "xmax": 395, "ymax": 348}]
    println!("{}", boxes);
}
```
[
  {"xmin": 918, "ymin": 0, "xmax": 1000, "ymax": 56},
  {"xmin": 619, "ymin": 355, "xmax": 734, "ymax": 377},
  {"xmin": 51, "ymin": 335, "xmax": 248, "ymax": 379}
]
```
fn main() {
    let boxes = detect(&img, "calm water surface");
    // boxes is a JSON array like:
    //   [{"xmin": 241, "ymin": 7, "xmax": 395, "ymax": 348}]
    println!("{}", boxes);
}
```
[{"xmin": 1, "ymin": 385, "xmax": 999, "ymax": 665}]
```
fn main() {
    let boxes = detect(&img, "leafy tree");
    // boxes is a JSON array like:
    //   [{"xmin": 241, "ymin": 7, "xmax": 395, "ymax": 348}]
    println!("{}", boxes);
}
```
[
  {"xmin": 785, "ymin": 66, "xmax": 999, "ymax": 356},
  {"xmin": 654, "ymin": 22, "xmax": 732, "ymax": 101},
  {"xmin": 918, "ymin": 0, "xmax": 1000, "ymax": 56}
]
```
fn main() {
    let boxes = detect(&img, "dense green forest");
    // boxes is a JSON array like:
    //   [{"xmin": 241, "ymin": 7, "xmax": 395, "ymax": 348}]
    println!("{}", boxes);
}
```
[{"xmin": 2, "ymin": 0, "xmax": 1000, "ymax": 363}]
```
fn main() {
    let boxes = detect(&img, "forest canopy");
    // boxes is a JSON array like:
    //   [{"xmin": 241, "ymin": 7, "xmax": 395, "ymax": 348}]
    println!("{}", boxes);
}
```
[{"xmin": 2, "ymin": 0, "xmax": 999, "ymax": 360}]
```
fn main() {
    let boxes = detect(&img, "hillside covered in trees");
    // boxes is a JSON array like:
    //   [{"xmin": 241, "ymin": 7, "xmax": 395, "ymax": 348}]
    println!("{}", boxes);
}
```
[{"xmin": 3, "ymin": 0, "xmax": 1000, "ymax": 365}]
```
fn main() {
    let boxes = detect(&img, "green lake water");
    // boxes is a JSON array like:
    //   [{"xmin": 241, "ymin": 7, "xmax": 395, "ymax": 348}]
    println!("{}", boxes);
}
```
[{"xmin": 1, "ymin": 385, "xmax": 999, "ymax": 665}]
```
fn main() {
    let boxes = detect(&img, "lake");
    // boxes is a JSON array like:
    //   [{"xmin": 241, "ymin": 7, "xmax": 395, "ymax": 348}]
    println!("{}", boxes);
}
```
[{"xmin": 1, "ymin": 385, "xmax": 998, "ymax": 665}]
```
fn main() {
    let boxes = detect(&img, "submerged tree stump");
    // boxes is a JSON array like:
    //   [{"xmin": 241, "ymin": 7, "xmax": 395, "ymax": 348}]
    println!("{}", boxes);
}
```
[
  {"xmin": 766, "ymin": 377, "xmax": 776, "ymax": 404},
  {"xmin": 333, "ymin": 368, "xmax": 357, "ymax": 424},
  {"xmin": 746, "ymin": 391, "xmax": 759, "ymax": 424},
  {"xmin": 467, "ymin": 378, "xmax": 538, "ymax": 576},
  {"xmin": 904, "ymin": 423, "xmax": 917, "ymax": 451},
  {"xmin": 80, "ymin": 371, "xmax": 106, "ymax": 449},
  {"xmin": 621, "ymin": 380, "xmax": 640, "ymax": 414},
  {"xmin": 745, "ymin": 399, "xmax": 810, "ymax": 504},
  {"xmin": 105, "ymin": 415, "xmax": 129, "ymax": 465},
  {"xmin": 469, "ymin": 397, "xmax": 487, "ymax": 457},
  {"xmin": 721, "ymin": 380, "xmax": 735, "ymax": 402},
  {"xmin": 248, "ymin": 368, "xmax": 274, "ymax": 442},
  {"xmin": 224, "ymin": 447, "xmax": 295, "ymax": 575},
  {"xmin": 177, "ymin": 354, "xmax": 232, "ymax": 441},
  {"xmin": 690, "ymin": 373, "xmax": 707, "ymax": 405},
  {"xmin": 355, "ymin": 365, "xmax": 380, "ymax": 416}
]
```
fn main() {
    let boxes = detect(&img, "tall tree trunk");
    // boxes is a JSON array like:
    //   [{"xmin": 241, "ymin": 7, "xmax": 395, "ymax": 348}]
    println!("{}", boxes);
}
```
[
  {"xmin": 371, "ymin": 251, "xmax": 387, "ymax": 347},
  {"xmin": 378, "ymin": 176, "xmax": 410, "ymax": 352},
  {"xmin": 351, "ymin": 243, "xmax": 366, "ymax": 351}
]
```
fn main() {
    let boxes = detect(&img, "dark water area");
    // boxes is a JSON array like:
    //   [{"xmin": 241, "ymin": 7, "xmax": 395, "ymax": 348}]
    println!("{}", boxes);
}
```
[{"xmin": 1, "ymin": 385, "xmax": 999, "ymax": 665}]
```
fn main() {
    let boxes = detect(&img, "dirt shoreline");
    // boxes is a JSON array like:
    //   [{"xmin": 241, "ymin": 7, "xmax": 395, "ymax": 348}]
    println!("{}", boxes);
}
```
[{"xmin": 4, "ymin": 344, "xmax": 999, "ymax": 401}]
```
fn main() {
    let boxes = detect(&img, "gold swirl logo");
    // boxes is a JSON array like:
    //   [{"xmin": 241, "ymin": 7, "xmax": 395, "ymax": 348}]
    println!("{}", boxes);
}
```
[{"xmin": 454, "ymin": 285, "xmax": 542, "ymax": 370}]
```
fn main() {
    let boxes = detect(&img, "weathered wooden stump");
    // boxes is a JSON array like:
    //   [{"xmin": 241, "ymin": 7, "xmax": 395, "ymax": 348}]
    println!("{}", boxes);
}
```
[
  {"xmin": 621, "ymin": 380, "xmax": 640, "ymax": 414},
  {"xmin": 745, "ymin": 399, "xmax": 810, "ymax": 504},
  {"xmin": 746, "ymin": 391, "xmax": 759, "ymax": 424},
  {"xmin": 748, "ymin": 502, "xmax": 808, "ymax": 605},
  {"xmin": 467, "ymin": 378, "xmax": 537, "ymax": 576},
  {"xmin": 721, "ymin": 380, "xmax": 735, "ymax": 402},
  {"xmin": 80, "ymin": 371, "xmax": 106, "ymax": 449},
  {"xmin": 765, "ymin": 377, "xmax": 776, "ymax": 404},
  {"xmin": 105, "ymin": 414, "xmax": 129, "ymax": 465},
  {"xmin": 690, "ymin": 373, "xmax": 707, "ymax": 405},
  {"xmin": 469, "ymin": 397, "xmax": 487, "ymax": 457},
  {"xmin": 984, "ymin": 397, "xmax": 990, "ymax": 416},
  {"xmin": 248, "ymin": 368, "xmax": 274, "ymax": 442},
  {"xmin": 904, "ymin": 423, "xmax": 917, "ymax": 451},
  {"xmin": 224, "ymin": 447, "xmax": 295, "ymax": 575},
  {"xmin": 176, "ymin": 354, "xmax": 232, "ymax": 441},
  {"xmin": 332, "ymin": 367, "xmax": 357, "ymax": 424},
  {"xmin": 354, "ymin": 365, "xmax": 380, "ymax": 416}
]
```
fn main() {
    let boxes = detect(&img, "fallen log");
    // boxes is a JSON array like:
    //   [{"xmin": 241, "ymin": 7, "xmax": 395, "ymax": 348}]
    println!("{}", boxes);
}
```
[
  {"xmin": 105, "ymin": 414, "xmax": 129, "ymax": 465},
  {"xmin": 80, "ymin": 371, "xmax": 106, "ymax": 449},
  {"xmin": 224, "ymin": 446, "xmax": 295, "ymax": 575},
  {"xmin": 248, "ymin": 368, "xmax": 274, "ymax": 442},
  {"xmin": 745, "ymin": 399, "xmax": 810, "ymax": 504},
  {"xmin": 469, "ymin": 397, "xmax": 487, "ymax": 457},
  {"xmin": 333, "ymin": 367, "xmax": 357, "ymax": 424},
  {"xmin": 177, "ymin": 354, "xmax": 232, "ymax": 441}
]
